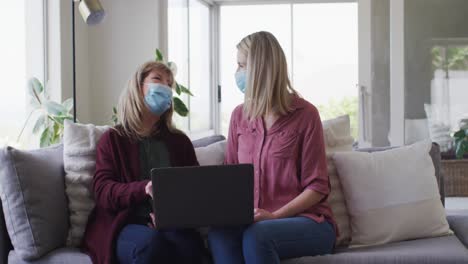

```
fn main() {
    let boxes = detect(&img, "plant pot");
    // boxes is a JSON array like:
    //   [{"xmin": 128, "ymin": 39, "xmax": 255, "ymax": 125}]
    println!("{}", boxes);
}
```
[{"xmin": 442, "ymin": 159, "xmax": 468, "ymax": 197}]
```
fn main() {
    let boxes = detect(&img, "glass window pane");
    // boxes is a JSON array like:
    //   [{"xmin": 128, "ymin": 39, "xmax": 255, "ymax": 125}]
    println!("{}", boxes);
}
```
[
  {"xmin": 293, "ymin": 3, "xmax": 358, "ymax": 138},
  {"xmin": 430, "ymin": 45, "xmax": 468, "ymax": 131},
  {"xmin": 168, "ymin": 0, "xmax": 189, "ymax": 131},
  {"xmin": 0, "ymin": 1, "xmax": 27, "ymax": 148},
  {"xmin": 188, "ymin": 0, "xmax": 211, "ymax": 132},
  {"xmin": 219, "ymin": 4, "xmax": 292, "ymax": 135}
]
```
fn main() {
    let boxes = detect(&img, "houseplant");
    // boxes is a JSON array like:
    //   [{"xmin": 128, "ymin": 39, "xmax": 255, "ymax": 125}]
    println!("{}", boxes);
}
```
[
  {"xmin": 17, "ymin": 77, "xmax": 74, "ymax": 148},
  {"xmin": 453, "ymin": 120, "xmax": 468, "ymax": 159},
  {"xmin": 441, "ymin": 120, "xmax": 468, "ymax": 197}
]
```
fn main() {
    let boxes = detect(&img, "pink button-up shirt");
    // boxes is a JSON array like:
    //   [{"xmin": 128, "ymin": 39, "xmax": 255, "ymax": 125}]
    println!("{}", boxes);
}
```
[{"xmin": 225, "ymin": 96, "xmax": 337, "ymax": 236}]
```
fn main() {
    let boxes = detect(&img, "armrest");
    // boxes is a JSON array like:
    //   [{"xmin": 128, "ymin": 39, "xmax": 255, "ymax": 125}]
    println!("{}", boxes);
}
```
[
  {"xmin": 447, "ymin": 211, "xmax": 468, "ymax": 248},
  {"xmin": 0, "ymin": 202, "xmax": 12, "ymax": 264}
]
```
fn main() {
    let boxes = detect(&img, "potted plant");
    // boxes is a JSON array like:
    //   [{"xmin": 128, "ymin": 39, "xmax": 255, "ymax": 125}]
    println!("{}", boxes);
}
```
[
  {"xmin": 454, "ymin": 120, "xmax": 468, "ymax": 159},
  {"xmin": 17, "ymin": 78, "xmax": 74, "ymax": 148},
  {"xmin": 442, "ymin": 119, "xmax": 468, "ymax": 197}
]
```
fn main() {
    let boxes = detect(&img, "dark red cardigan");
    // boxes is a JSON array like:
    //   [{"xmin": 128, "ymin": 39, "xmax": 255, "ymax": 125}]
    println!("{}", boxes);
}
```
[{"xmin": 81, "ymin": 127, "xmax": 199, "ymax": 264}]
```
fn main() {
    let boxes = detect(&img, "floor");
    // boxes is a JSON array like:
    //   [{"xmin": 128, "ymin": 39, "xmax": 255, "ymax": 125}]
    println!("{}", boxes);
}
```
[{"xmin": 445, "ymin": 197, "xmax": 468, "ymax": 212}]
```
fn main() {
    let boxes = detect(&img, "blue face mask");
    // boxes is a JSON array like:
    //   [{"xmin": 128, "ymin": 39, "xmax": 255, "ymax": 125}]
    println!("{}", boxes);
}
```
[
  {"xmin": 144, "ymin": 83, "xmax": 173, "ymax": 116},
  {"xmin": 235, "ymin": 70, "xmax": 247, "ymax": 94}
]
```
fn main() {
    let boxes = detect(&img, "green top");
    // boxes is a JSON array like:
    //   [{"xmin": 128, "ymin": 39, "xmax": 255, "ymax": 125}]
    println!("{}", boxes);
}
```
[{"xmin": 131, "ymin": 137, "xmax": 170, "ymax": 225}]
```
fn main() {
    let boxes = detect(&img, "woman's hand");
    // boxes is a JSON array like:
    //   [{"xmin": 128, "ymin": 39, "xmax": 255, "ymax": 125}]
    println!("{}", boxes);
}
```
[
  {"xmin": 145, "ymin": 181, "xmax": 153, "ymax": 199},
  {"xmin": 147, "ymin": 212, "xmax": 157, "ymax": 229},
  {"xmin": 254, "ymin": 208, "xmax": 277, "ymax": 222}
]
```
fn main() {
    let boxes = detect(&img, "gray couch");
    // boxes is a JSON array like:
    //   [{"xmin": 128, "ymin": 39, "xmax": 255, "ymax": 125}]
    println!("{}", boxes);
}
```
[{"xmin": 1, "ymin": 137, "xmax": 468, "ymax": 264}]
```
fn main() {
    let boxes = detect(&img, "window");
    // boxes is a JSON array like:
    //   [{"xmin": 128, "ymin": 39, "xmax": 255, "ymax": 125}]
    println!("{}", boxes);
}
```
[
  {"xmin": 0, "ymin": 1, "xmax": 46, "ymax": 149},
  {"xmin": 430, "ymin": 42, "xmax": 468, "ymax": 131},
  {"xmin": 219, "ymin": 2, "xmax": 358, "ymax": 138},
  {"xmin": 168, "ymin": 0, "xmax": 213, "ymax": 136}
]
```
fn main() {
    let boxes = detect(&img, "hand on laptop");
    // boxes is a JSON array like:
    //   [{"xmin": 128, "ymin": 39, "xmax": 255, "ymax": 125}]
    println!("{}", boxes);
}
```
[
  {"xmin": 254, "ymin": 208, "xmax": 276, "ymax": 222},
  {"xmin": 147, "ymin": 212, "xmax": 157, "ymax": 229},
  {"xmin": 145, "ymin": 181, "xmax": 153, "ymax": 199}
]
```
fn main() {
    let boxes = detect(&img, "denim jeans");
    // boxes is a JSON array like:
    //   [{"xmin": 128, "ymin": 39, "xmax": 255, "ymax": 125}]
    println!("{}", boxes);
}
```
[
  {"xmin": 208, "ymin": 217, "xmax": 335, "ymax": 264},
  {"xmin": 116, "ymin": 224, "xmax": 204, "ymax": 264}
]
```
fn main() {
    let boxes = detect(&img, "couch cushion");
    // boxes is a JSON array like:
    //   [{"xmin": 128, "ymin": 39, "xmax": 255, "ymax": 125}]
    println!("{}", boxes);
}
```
[
  {"xmin": 192, "ymin": 135, "xmax": 226, "ymax": 148},
  {"xmin": 447, "ymin": 211, "xmax": 468, "ymax": 248},
  {"xmin": 0, "ymin": 145, "xmax": 69, "ymax": 260},
  {"xmin": 333, "ymin": 141, "xmax": 451, "ymax": 247},
  {"xmin": 8, "ymin": 248, "xmax": 91, "ymax": 264},
  {"xmin": 357, "ymin": 143, "xmax": 445, "ymax": 205},
  {"xmin": 63, "ymin": 121, "xmax": 110, "ymax": 247},
  {"xmin": 195, "ymin": 140, "xmax": 226, "ymax": 166},
  {"xmin": 282, "ymin": 235, "xmax": 468, "ymax": 264},
  {"xmin": 322, "ymin": 115, "xmax": 354, "ymax": 247}
]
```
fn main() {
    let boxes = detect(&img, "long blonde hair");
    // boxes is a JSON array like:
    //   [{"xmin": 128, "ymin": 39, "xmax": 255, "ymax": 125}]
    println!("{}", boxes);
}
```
[
  {"xmin": 237, "ymin": 31, "xmax": 298, "ymax": 120},
  {"xmin": 116, "ymin": 61, "xmax": 180, "ymax": 140}
]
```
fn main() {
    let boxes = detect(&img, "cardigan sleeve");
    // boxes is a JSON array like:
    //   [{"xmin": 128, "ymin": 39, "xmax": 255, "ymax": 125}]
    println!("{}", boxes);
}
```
[
  {"xmin": 92, "ymin": 131, "xmax": 149, "ymax": 212},
  {"xmin": 182, "ymin": 133, "xmax": 200, "ymax": 167}
]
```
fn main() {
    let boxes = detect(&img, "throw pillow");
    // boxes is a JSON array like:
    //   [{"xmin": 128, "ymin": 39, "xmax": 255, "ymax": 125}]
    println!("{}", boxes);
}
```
[
  {"xmin": 322, "ymin": 115, "xmax": 354, "ymax": 247},
  {"xmin": 333, "ymin": 141, "xmax": 452, "ymax": 247},
  {"xmin": 63, "ymin": 120, "xmax": 110, "ymax": 246},
  {"xmin": 195, "ymin": 140, "xmax": 226, "ymax": 166},
  {"xmin": 0, "ymin": 145, "xmax": 69, "ymax": 260},
  {"xmin": 424, "ymin": 104, "xmax": 453, "ymax": 152}
]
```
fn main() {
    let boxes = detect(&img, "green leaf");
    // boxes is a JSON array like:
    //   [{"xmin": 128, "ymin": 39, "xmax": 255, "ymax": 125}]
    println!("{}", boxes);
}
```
[
  {"xmin": 179, "ymin": 84, "xmax": 194, "ymax": 97},
  {"xmin": 113, "ymin": 106, "xmax": 118, "ymax": 114},
  {"xmin": 62, "ymin": 98, "xmax": 74, "ymax": 113},
  {"xmin": 44, "ymin": 101, "xmax": 66, "ymax": 116},
  {"xmin": 54, "ymin": 115, "xmax": 73, "ymax": 125},
  {"xmin": 175, "ymin": 83, "xmax": 182, "ymax": 95},
  {"xmin": 173, "ymin": 97, "xmax": 189, "ymax": 117},
  {"xmin": 454, "ymin": 129, "xmax": 466, "ymax": 140},
  {"xmin": 33, "ymin": 114, "xmax": 46, "ymax": 134},
  {"xmin": 53, "ymin": 122, "xmax": 60, "ymax": 140},
  {"xmin": 28, "ymin": 78, "xmax": 43, "ymax": 104},
  {"xmin": 155, "ymin": 49, "xmax": 164, "ymax": 62},
  {"xmin": 29, "ymin": 96, "xmax": 41, "ymax": 109},
  {"xmin": 40, "ymin": 127, "xmax": 53, "ymax": 148},
  {"xmin": 455, "ymin": 140, "xmax": 468, "ymax": 159}
]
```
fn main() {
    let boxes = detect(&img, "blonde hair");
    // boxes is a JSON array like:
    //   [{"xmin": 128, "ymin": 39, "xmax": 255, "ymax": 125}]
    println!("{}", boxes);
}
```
[
  {"xmin": 237, "ymin": 31, "xmax": 298, "ymax": 120},
  {"xmin": 116, "ymin": 61, "xmax": 180, "ymax": 140}
]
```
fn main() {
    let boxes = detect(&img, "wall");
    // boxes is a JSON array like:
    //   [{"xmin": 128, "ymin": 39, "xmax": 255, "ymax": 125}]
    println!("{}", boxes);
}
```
[
  {"xmin": 404, "ymin": 0, "xmax": 468, "ymax": 119},
  {"xmin": 86, "ymin": 0, "xmax": 163, "ymax": 125},
  {"xmin": 370, "ymin": 0, "xmax": 390, "ymax": 146},
  {"xmin": 56, "ymin": 1, "xmax": 164, "ymax": 125}
]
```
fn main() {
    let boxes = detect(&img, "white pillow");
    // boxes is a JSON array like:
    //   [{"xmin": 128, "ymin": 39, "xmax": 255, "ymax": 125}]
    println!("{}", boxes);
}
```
[
  {"xmin": 424, "ymin": 104, "xmax": 453, "ymax": 152},
  {"xmin": 63, "ymin": 120, "xmax": 110, "ymax": 246},
  {"xmin": 332, "ymin": 141, "xmax": 452, "ymax": 247},
  {"xmin": 322, "ymin": 115, "xmax": 354, "ymax": 247},
  {"xmin": 195, "ymin": 140, "xmax": 226, "ymax": 166}
]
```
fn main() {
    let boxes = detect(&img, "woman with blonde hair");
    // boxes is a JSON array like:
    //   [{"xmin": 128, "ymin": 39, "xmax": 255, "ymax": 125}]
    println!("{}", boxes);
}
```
[
  {"xmin": 82, "ymin": 61, "xmax": 204, "ymax": 264},
  {"xmin": 208, "ymin": 31, "xmax": 337, "ymax": 263}
]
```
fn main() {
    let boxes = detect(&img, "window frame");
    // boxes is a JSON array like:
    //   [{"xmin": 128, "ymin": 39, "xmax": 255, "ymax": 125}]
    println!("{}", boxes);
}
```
[
  {"xmin": 166, "ymin": 0, "xmax": 364, "ymax": 141},
  {"xmin": 165, "ymin": 0, "xmax": 217, "ymax": 139}
]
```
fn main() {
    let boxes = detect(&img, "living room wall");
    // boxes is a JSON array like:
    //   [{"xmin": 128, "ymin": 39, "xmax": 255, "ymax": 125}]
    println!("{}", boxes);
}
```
[
  {"xmin": 61, "ymin": 0, "xmax": 165, "ymax": 125},
  {"xmin": 404, "ymin": 0, "xmax": 468, "ymax": 119}
]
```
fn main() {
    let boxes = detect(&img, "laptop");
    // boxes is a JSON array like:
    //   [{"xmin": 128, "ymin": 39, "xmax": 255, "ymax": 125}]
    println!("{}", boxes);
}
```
[{"xmin": 151, "ymin": 164, "xmax": 254, "ymax": 230}]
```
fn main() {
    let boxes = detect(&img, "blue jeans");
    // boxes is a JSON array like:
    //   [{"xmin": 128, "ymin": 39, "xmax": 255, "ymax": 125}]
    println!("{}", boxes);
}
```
[
  {"xmin": 208, "ymin": 217, "xmax": 335, "ymax": 264},
  {"xmin": 116, "ymin": 224, "xmax": 204, "ymax": 264}
]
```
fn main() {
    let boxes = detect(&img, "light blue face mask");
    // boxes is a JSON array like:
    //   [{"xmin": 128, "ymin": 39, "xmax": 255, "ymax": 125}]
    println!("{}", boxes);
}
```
[
  {"xmin": 144, "ymin": 83, "xmax": 173, "ymax": 116},
  {"xmin": 235, "ymin": 70, "xmax": 247, "ymax": 94}
]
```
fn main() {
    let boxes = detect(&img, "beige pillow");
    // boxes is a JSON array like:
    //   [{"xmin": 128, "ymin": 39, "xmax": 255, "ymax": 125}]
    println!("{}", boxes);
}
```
[
  {"xmin": 63, "ymin": 121, "xmax": 110, "ymax": 246},
  {"xmin": 195, "ymin": 140, "xmax": 226, "ymax": 166},
  {"xmin": 322, "ymin": 115, "xmax": 354, "ymax": 246},
  {"xmin": 333, "ymin": 141, "xmax": 452, "ymax": 247}
]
